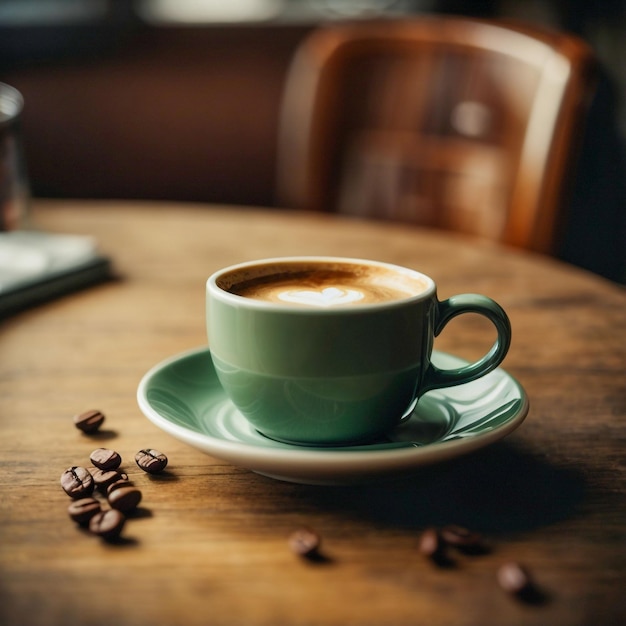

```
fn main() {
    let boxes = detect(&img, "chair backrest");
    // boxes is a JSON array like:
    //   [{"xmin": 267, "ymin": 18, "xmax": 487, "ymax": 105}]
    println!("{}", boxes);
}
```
[{"xmin": 276, "ymin": 17, "xmax": 597, "ymax": 254}]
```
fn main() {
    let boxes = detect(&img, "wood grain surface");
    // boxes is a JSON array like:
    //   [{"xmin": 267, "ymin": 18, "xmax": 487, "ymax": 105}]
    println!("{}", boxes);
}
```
[{"xmin": 1, "ymin": 200, "xmax": 624, "ymax": 626}]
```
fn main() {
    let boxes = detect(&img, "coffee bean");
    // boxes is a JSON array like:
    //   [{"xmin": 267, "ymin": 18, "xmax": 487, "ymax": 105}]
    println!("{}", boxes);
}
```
[
  {"xmin": 73, "ymin": 409, "xmax": 105, "ymax": 434},
  {"xmin": 108, "ymin": 486, "xmax": 142, "ymax": 513},
  {"xmin": 288, "ymin": 527, "xmax": 321, "ymax": 558},
  {"xmin": 440, "ymin": 524, "xmax": 488, "ymax": 554},
  {"xmin": 135, "ymin": 449, "xmax": 168, "ymax": 474},
  {"xmin": 90, "ymin": 448, "xmax": 121, "ymax": 471},
  {"xmin": 68, "ymin": 497, "xmax": 101, "ymax": 524},
  {"xmin": 497, "ymin": 561, "xmax": 533, "ymax": 595},
  {"xmin": 92, "ymin": 468, "xmax": 124, "ymax": 492},
  {"xmin": 418, "ymin": 528, "xmax": 441, "ymax": 557},
  {"xmin": 419, "ymin": 527, "xmax": 452, "ymax": 562},
  {"xmin": 106, "ymin": 478, "xmax": 132, "ymax": 495},
  {"xmin": 61, "ymin": 466, "xmax": 94, "ymax": 498},
  {"xmin": 89, "ymin": 509, "xmax": 126, "ymax": 540}
]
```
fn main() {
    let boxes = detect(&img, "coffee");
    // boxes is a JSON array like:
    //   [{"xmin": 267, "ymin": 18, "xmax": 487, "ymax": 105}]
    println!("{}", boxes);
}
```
[
  {"xmin": 440, "ymin": 525, "xmax": 489, "ymax": 554},
  {"xmin": 73, "ymin": 409, "xmax": 105, "ymax": 433},
  {"xmin": 108, "ymin": 485, "xmax": 142, "ymax": 513},
  {"xmin": 61, "ymin": 466, "xmax": 94, "ymax": 499},
  {"xmin": 497, "ymin": 562, "xmax": 534, "ymax": 596},
  {"xmin": 90, "ymin": 448, "xmax": 122, "ymax": 471},
  {"xmin": 217, "ymin": 261, "xmax": 430, "ymax": 308},
  {"xmin": 135, "ymin": 448, "xmax": 168, "ymax": 474},
  {"xmin": 288, "ymin": 527, "xmax": 322, "ymax": 558},
  {"xmin": 92, "ymin": 468, "xmax": 125, "ymax": 492},
  {"xmin": 67, "ymin": 497, "xmax": 101, "ymax": 525},
  {"xmin": 89, "ymin": 509, "xmax": 126, "ymax": 540}
]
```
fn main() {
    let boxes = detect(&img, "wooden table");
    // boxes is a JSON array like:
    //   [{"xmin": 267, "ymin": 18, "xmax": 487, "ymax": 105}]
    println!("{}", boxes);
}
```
[{"xmin": 1, "ymin": 200, "xmax": 624, "ymax": 626}]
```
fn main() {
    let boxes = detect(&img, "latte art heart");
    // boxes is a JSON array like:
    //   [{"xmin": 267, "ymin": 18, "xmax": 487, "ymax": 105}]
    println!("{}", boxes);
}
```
[{"xmin": 278, "ymin": 287, "xmax": 364, "ymax": 307}]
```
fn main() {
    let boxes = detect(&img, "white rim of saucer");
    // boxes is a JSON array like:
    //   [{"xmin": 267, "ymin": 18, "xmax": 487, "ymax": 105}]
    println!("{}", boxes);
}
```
[{"xmin": 137, "ymin": 346, "xmax": 529, "ymax": 471}]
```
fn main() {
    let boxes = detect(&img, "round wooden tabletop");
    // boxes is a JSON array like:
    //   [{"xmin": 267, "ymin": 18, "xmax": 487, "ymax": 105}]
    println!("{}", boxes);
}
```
[{"xmin": 1, "ymin": 200, "xmax": 624, "ymax": 626}]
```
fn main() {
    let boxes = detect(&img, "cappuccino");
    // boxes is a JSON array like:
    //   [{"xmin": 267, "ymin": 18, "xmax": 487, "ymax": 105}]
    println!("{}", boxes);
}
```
[{"xmin": 217, "ymin": 261, "xmax": 429, "ymax": 307}]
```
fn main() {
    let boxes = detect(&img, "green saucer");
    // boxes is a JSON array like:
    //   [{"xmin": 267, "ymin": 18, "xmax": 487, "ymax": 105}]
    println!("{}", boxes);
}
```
[{"xmin": 137, "ymin": 347, "xmax": 528, "ymax": 485}]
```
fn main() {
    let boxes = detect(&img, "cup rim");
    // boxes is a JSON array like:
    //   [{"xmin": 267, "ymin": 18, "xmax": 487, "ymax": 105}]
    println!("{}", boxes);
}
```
[{"xmin": 207, "ymin": 256, "xmax": 436, "ymax": 312}]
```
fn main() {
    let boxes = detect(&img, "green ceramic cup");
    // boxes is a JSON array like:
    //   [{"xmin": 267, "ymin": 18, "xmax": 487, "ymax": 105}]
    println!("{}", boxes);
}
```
[{"xmin": 207, "ymin": 257, "xmax": 511, "ymax": 446}]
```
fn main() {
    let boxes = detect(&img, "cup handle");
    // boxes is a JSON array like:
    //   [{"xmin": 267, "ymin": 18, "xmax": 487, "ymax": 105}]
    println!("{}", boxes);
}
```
[{"xmin": 421, "ymin": 294, "xmax": 512, "ymax": 393}]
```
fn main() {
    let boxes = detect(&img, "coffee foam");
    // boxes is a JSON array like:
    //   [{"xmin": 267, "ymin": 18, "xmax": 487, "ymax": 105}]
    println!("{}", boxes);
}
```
[{"xmin": 218, "ymin": 262, "xmax": 428, "ymax": 307}]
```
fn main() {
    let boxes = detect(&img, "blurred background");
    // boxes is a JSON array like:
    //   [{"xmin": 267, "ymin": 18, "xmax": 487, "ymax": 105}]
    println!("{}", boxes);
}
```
[{"xmin": 0, "ymin": 0, "xmax": 624, "ymax": 283}]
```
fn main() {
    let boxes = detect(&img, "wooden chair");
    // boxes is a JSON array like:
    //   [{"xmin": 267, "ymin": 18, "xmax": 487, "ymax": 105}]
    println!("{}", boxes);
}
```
[{"xmin": 276, "ymin": 17, "xmax": 597, "ymax": 254}]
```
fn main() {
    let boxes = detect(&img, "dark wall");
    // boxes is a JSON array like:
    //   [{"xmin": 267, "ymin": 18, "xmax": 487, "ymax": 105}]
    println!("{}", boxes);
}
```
[{"xmin": 1, "ymin": 22, "xmax": 312, "ymax": 207}]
